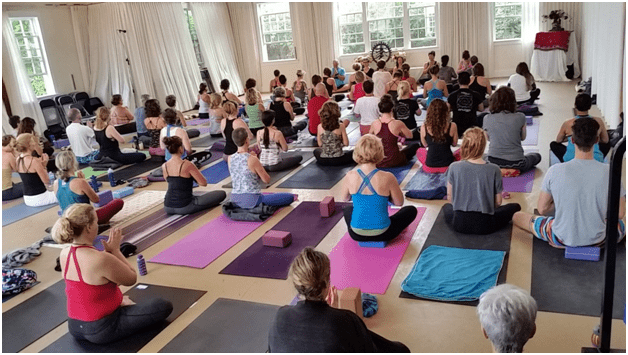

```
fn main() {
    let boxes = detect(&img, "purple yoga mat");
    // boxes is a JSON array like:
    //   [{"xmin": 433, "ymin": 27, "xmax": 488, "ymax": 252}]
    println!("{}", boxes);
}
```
[
  {"xmin": 502, "ymin": 169, "xmax": 535, "ymax": 193},
  {"xmin": 522, "ymin": 119, "xmax": 539, "ymax": 146},
  {"xmin": 197, "ymin": 126, "xmax": 211, "ymax": 134},
  {"xmin": 149, "ymin": 215, "xmax": 271, "ymax": 268},
  {"xmin": 328, "ymin": 207, "xmax": 426, "ymax": 294},
  {"xmin": 186, "ymin": 118, "xmax": 209, "ymax": 126},
  {"xmin": 220, "ymin": 201, "xmax": 350, "ymax": 279}
]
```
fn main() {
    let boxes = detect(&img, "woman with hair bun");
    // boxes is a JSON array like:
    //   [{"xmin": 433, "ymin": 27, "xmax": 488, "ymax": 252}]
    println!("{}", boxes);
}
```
[
  {"xmin": 268, "ymin": 247, "xmax": 410, "ymax": 352},
  {"xmin": 53, "ymin": 204, "xmax": 173, "ymax": 344},
  {"xmin": 14, "ymin": 133, "xmax": 57, "ymax": 207},
  {"xmin": 162, "ymin": 136, "xmax": 226, "ymax": 215}
]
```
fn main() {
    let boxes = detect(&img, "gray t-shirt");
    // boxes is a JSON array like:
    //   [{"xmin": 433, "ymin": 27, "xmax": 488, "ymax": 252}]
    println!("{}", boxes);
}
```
[
  {"xmin": 542, "ymin": 159, "xmax": 626, "ymax": 246},
  {"xmin": 484, "ymin": 111, "xmax": 526, "ymax": 162},
  {"xmin": 438, "ymin": 66, "xmax": 458, "ymax": 84},
  {"xmin": 448, "ymin": 160, "xmax": 502, "ymax": 214}
]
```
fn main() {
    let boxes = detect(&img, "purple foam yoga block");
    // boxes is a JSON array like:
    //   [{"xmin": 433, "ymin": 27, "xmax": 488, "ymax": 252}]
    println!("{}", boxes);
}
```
[
  {"xmin": 320, "ymin": 196, "xmax": 336, "ymax": 217},
  {"xmin": 262, "ymin": 230, "xmax": 292, "ymax": 248},
  {"xmin": 112, "ymin": 186, "xmax": 134, "ymax": 199},
  {"xmin": 93, "ymin": 190, "xmax": 113, "ymax": 208},
  {"xmin": 358, "ymin": 241, "xmax": 387, "ymax": 248},
  {"xmin": 565, "ymin": 246, "xmax": 601, "ymax": 261}
]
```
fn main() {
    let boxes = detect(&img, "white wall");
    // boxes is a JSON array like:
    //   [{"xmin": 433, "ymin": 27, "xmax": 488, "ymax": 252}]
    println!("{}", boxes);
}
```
[{"xmin": 2, "ymin": 3, "xmax": 85, "ymax": 95}]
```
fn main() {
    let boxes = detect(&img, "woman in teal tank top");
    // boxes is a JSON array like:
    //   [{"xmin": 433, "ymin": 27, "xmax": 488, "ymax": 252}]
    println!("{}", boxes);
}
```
[
  {"xmin": 340, "ymin": 135, "xmax": 417, "ymax": 242},
  {"xmin": 245, "ymin": 88, "xmax": 265, "ymax": 134}
]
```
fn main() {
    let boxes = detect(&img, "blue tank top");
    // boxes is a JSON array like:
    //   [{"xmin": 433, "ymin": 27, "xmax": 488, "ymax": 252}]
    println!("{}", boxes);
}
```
[
  {"xmin": 350, "ymin": 169, "xmax": 391, "ymax": 231},
  {"xmin": 563, "ymin": 115, "xmax": 604, "ymax": 162},
  {"xmin": 165, "ymin": 125, "xmax": 188, "ymax": 161},
  {"xmin": 57, "ymin": 177, "xmax": 90, "ymax": 212},
  {"xmin": 426, "ymin": 79, "xmax": 445, "ymax": 107}
]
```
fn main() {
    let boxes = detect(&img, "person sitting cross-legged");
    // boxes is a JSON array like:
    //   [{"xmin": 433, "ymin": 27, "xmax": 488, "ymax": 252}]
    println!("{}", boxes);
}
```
[
  {"xmin": 256, "ymin": 110, "xmax": 303, "ymax": 172},
  {"xmin": 513, "ymin": 118, "xmax": 626, "ymax": 248},
  {"xmin": 314, "ymin": 101, "xmax": 354, "ymax": 166},
  {"xmin": 66, "ymin": 108, "xmax": 99, "ymax": 164}
]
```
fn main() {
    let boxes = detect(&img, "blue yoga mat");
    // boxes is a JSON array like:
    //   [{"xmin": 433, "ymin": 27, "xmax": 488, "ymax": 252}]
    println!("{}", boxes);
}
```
[
  {"xmin": 403, "ymin": 168, "xmax": 448, "ymax": 191},
  {"xmin": 401, "ymin": 245, "xmax": 505, "ymax": 302},
  {"xmin": 2, "ymin": 202, "xmax": 58, "ymax": 227},
  {"xmin": 193, "ymin": 160, "xmax": 230, "ymax": 186},
  {"xmin": 381, "ymin": 158, "xmax": 416, "ymax": 184}
]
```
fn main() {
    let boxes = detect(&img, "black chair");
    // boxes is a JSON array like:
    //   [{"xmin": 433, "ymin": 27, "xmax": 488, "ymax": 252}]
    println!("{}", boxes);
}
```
[
  {"xmin": 86, "ymin": 97, "xmax": 105, "ymax": 115},
  {"xmin": 55, "ymin": 95, "xmax": 76, "ymax": 120},
  {"xmin": 72, "ymin": 92, "xmax": 90, "ymax": 111},
  {"xmin": 70, "ymin": 103, "xmax": 95, "ymax": 124},
  {"xmin": 39, "ymin": 98, "xmax": 68, "ymax": 139}
]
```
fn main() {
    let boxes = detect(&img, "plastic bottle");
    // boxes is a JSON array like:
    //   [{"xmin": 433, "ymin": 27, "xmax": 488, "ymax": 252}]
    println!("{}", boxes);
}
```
[
  {"xmin": 137, "ymin": 254, "xmax": 147, "ymax": 276},
  {"xmin": 90, "ymin": 175, "xmax": 100, "ymax": 192},
  {"xmin": 107, "ymin": 168, "xmax": 117, "ymax": 187},
  {"xmin": 48, "ymin": 171, "xmax": 55, "ymax": 187}
]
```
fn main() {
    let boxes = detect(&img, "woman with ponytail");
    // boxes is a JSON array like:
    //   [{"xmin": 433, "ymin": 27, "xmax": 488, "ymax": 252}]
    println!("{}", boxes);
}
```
[
  {"xmin": 54, "ymin": 151, "xmax": 124, "ymax": 225},
  {"xmin": 268, "ymin": 247, "xmax": 410, "ymax": 352},
  {"xmin": 255, "ymin": 110, "xmax": 302, "ymax": 172},
  {"xmin": 53, "ymin": 204, "xmax": 173, "ymax": 344},
  {"xmin": 14, "ymin": 134, "xmax": 57, "ymax": 207},
  {"xmin": 162, "ymin": 136, "xmax": 226, "ymax": 214}
]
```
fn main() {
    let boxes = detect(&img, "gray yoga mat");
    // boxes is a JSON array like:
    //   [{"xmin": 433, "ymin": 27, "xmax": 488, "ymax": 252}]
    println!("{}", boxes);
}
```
[
  {"xmin": 277, "ymin": 161, "xmax": 356, "ymax": 189},
  {"xmin": 222, "ymin": 150, "xmax": 314, "ymax": 188},
  {"xmin": 399, "ymin": 207, "xmax": 512, "ymax": 306},
  {"xmin": 191, "ymin": 134, "xmax": 224, "ymax": 148},
  {"xmin": 159, "ymin": 298, "xmax": 280, "ymax": 353},
  {"xmin": 41, "ymin": 284, "xmax": 206, "ymax": 353},
  {"xmin": 2, "ymin": 202, "xmax": 58, "ymax": 226},
  {"xmin": 2, "ymin": 280, "xmax": 67, "ymax": 353},
  {"xmin": 531, "ymin": 238, "xmax": 625, "ymax": 319}
]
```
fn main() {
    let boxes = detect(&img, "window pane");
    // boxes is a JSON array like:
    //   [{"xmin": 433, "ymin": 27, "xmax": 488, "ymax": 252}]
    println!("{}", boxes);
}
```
[
  {"xmin": 337, "ymin": 2, "xmax": 362, "ymax": 15},
  {"xmin": 266, "ymin": 42, "xmax": 295, "ymax": 61},
  {"xmin": 494, "ymin": 2, "xmax": 522, "ymax": 40},
  {"xmin": 30, "ymin": 75, "xmax": 47, "ymax": 96},
  {"xmin": 257, "ymin": 2, "xmax": 290, "ymax": 16}
]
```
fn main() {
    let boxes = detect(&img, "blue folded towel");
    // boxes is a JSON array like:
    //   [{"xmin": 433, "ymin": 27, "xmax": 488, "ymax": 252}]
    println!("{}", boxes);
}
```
[
  {"xmin": 406, "ymin": 186, "xmax": 447, "ymax": 200},
  {"xmin": 401, "ymin": 246, "xmax": 505, "ymax": 302},
  {"xmin": 361, "ymin": 293, "xmax": 378, "ymax": 318}
]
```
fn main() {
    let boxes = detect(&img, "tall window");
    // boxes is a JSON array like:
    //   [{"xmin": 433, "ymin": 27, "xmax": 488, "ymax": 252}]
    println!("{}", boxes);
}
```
[
  {"xmin": 257, "ymin": 2, "xmax": 296, "ymax": 62},
  {"xmin": 335, "ymin": 2, "xmax": 437, "ymax": 56},
  {"xmin": 10, "ymin": 17, "xmax": 55, "ymax": 97},
  {"xmin": 184, "ymin": 7, "xmax": 204, "ymax": 67},
  {"xmin": 494, "ymin": 2, "xmax": 523, "ymax": 41}
]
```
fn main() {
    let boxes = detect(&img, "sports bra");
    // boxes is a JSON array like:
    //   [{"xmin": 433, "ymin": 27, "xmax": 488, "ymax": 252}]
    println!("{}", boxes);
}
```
[{"xmin": 350, "ymin": 169, "xmax": 390, "ymax": 233}]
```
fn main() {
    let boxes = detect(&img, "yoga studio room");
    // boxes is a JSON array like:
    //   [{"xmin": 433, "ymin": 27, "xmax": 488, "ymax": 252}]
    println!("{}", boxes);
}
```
[{"xmin": 2, "ymin": 0, "xmax": 626, "ymax": 353}]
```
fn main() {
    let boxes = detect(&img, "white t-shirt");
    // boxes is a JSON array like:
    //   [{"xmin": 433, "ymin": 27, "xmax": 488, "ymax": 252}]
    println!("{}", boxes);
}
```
[
  {"xmin": 66, "ymin": 122, "xmax": 97, "ymax": 158},
  {"xmin": 372, "ymin": 71, "xmax": 392, "ymax": 98},
  {"xmin": 507, "ymin": 73, "xmax": 530, "ymax": 102},
  {"xmin": 354, "ymin": 96, "xmax": 381, "ymax": 126}
]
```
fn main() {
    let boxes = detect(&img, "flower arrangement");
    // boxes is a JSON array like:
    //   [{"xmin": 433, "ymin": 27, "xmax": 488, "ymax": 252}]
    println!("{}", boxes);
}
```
[{"xmin": 542, "ymin": 10, "xmax": 570, "ymax": 32}]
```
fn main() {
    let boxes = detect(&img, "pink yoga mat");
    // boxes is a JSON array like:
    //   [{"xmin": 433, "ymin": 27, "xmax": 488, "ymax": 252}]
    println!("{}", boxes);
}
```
[
  {"xmin": 149, "ymin": 215, "xmax": 269, "ymax": 268},
  {"xmin": 502, "ymin": 169, "xmax": 535, "ymax": 193},
  {"xmin": 329, "ymin": 207, "xmax": 426, "ymax": 294}
]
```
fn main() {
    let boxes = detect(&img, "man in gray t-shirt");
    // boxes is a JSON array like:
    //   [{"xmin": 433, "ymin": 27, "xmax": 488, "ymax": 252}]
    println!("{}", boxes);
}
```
[{"xmin": 513, "ymin": 118, "xmax": 626, "ymax": 247}]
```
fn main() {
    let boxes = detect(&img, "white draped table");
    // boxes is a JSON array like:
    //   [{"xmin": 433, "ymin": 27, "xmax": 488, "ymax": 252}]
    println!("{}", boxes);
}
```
[{"xmin": 530, "ymin": 32, "xmax": 580, "ymax": 82}]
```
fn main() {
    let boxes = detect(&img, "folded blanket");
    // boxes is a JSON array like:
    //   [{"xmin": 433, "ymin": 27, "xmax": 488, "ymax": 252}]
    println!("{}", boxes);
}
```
[
  {"xmin": 222, "ymin": 202, "xmax": 278, "ymax": 221},
  {"xmin": 89, "ymin": 156, "xmax": 122, "ymax": 171}
]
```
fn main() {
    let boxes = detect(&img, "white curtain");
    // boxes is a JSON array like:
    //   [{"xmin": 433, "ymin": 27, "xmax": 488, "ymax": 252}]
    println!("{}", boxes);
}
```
[
  {"xmin": 226, "ymin": 2, "xmax": 262, "ymax": 90},
  {"xmin": 439, "ymin": 3, "xmax": 492, "ymax": 76},
  {"xmin": 191, "ymin": 2, "xmax": 244, "ymax": 96},
  {"xmin": 521, "ymin": 2, "xmax": 539, "ymax": 66},
  {"xmin": 292, "ymin": 2, "xmax": 336, "ymax": 79},
  {"xmin": 70, "ymin": 6, "xmax": 91, "ymax": 92},
  {"xmin": 2, "ymin": 13, "xmax": 47, "ymax": 135}
]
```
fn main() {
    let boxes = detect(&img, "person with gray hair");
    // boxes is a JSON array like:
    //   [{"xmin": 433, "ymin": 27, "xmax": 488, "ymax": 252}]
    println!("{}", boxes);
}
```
[
  {"xmin": 65, "ymin": 108, "xmax": 99, "ymax": 164},
  {"xmin": 134, "ymin": 94, "xmax": 151, "ymax": 147},
  {"xmin": 476, "ymin": 284, "xmax": 537, "ymax": 353}
]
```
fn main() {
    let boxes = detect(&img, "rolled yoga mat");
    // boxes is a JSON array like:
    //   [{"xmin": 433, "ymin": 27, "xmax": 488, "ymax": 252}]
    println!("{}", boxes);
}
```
[
  {"xmin": 96, "ymin": 157, "xmax": 164, "ymax": 182},
  {"xmin": 220, "ymin": 201, "xmax": 350, "ymax": 279},
  {"xmin": 380, "ymin": 157, "xmax": 417, "ymax": 184},
  {"xmin": 159, "ymin": 298, "xmax": 280, "ymax": 353},
  {"xmin": 2, "ymin": 280, "xmax": 67, "ymax": 353},
  {"xmin": 329, "ymin": 207, "xmax": 426, "ymax": 294},
  {"xmin": 276, "ymin": 161, "xmax": 356, "ymax": 190},
  {"xmin": 530, "ymin": 238, "xmax": 625, "ymax": 319},
  {"xmin": 403, "ymin": 169, "xmax": 448, "ymax": 191},
  {"xmin": 399, "ymin": 207, "xmax": 512, "ymax": 306},
  {"xmin": 41, "ymin": 284, "xmax": 206, "ymax": 353},
  {"xmin": 2, "ymin": 201, "xmax": 58, "ymax": 227},
  {"xmin": 222, "ymin": 150, "xmax": 314, "ymax": 188},
  {"xmin": 502, "ymin": 169, "xmax": 535, "ymax": 193},
  {"xmin": 522, "ymin": 118, "xmax": 540, "ymax": 146}
]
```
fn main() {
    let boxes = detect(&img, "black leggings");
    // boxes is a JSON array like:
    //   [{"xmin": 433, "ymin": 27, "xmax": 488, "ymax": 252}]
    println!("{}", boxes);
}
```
[
  {"xmin": 2, "ymin": 183, "xmax": 24, "ymax": 201},
  {"xmin": 443, "ymin": 203, "xmax": 521, "ymax": 235},
  {"xmin": 278, "ymin": 121, "xmax": 308, "ymax": 138},
  {"xmin": 516, "ymin": 88, "xmax": 541, "ymax": 105},
  {"xmin": 314, "ymin": 149, "xmax": 354, "ymax": 166},
  {"xmin": 264, "ymin": 155, "xmax": 303, "ymax": 172},
  {"xmin": 100, "ymin": 150, "xmax": 147, "ymax": 166},
  {"xmin": 402, "ymin": 143, "xmax": 421, "ymax": 162},
  {"xmin": 164, "ymin": 190, "xmax": 226, "ymax": 215},
  {"xmin": 487, "ymin": 153, "xmax": 541, "ymax": 173},
  {"xmin": 186, "ymin": 128, "xmax": 200, "ymax": 139},
  {"xmin": 68, "ymin": 298, "xmax": 173, "ymax": 344},
  {"xmin": 343, "ymin": 205, "xmax": 418, "ymax": 242},
  {"xmin": 550, "ymin": 141, "xmax": 612, "ymax": 163}
]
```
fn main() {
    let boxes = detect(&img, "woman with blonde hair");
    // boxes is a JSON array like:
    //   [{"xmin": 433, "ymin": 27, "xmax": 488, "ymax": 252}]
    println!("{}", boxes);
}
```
[
  {"xmin": 2, "ymin": 135, "xmax": 23, "ymax": 201},
  {"xmin": 394, "ymin": 81, "xmax": 421, "ymax": 140},
  {"xmin": 209, "ymin": 93, "xmax": 228, "ymax": 137},
  {"xmin": 292, "ymin": 70, "xmax": 308, "ymax": 104},
  {"xmin": 385, "ymin": 70, "xmax": 404, "ymax": 102},
  {"xmin": 268, "ymin": 247, "xmax": 410, "ymax": 352},
  {"xmin": 53, "ymin": 204, "xmax": 173, "ymax": 344},
  {"xmin": 245, "ymin": 88, "xmax": 265, "ymax": 135},
  {"xmin": 314, "ymin": 101, "xmax": 353, "ymax": 166},
  {"xmin": 221, "ymin": 101, "xmax": 254, "ymax": 157},
  {"xmin": 340, "ymin": 134, "xmax": 418, "ymax": 242},
  {"xmin": 14, "ymin": 133, "xmax": 57, "ymax": 207},
  {"xmin": 348, "ymin": 63, "xmax": 362, "ymax": 88},
  {"xmin": 416, "ymin": 99, "xmax": 460, "ymax": 170},
  {"xmin": 54, "ymin": 150, "xmax": 124, "ymax": 225},
  {"xmin": 349, "ymin": 71, "xmax": 366, "ymax": 101},
  {"xmin": 94, "ymin": 107, "xmax": 146, "ymax": 165},
  {"xmin": 444, "ymin": 127, "xmax": 521, "ymax": 234}
]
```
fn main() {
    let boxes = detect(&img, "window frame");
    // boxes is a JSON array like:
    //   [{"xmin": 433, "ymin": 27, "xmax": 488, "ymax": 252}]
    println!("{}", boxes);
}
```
[
  {"xmin": 9, "ymin": 16, "xmax": 55, "ymax": 97},
  {"xmin": 335, "ymin": 2, "xmax": 438, "ymax": 58},
  {"xmin": 492, "ymin": 2, "xmax": 523, "ymax": 42},
  {"xmin": 255, "ymin": 2, "xmax": 297, "ymax": 63}
]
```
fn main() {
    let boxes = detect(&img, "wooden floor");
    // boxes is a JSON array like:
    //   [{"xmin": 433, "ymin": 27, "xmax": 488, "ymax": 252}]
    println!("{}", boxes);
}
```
[{"xmin": 3, "ymin": 78, "xmax": 626, "ymax": 353}]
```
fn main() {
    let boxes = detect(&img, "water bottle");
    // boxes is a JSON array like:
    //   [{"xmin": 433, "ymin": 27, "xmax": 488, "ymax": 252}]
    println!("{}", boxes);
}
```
[
  {"xmin": 137, "ymin": 254, "xmax": 147, "ymax": 276},
  {"xmin": 139, "ymin": 141, "xmax": 144, "ymax": 150},
  {"xmin": 48, "ymin": 171, "xmax": 55, "ymax": 187},
  {"xmin": 107, "ymin": 168, "xmax": 116, "ymax": 187},
  {"xmin": 90, "ymin": 175, "xmax": 99, "ymax": 192}
]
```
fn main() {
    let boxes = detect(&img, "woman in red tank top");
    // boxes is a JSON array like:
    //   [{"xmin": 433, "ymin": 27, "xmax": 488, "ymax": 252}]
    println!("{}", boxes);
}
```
[
  {"xmin": 369, "ymin": 94, "xmax": 421, "ymax": 168},
  {"xmin": 52, "ymin": 204, "xmax": 173, "ymax": 344}
]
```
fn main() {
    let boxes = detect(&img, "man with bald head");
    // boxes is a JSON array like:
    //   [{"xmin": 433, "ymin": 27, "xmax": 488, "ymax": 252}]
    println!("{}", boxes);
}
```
[
  {"xmin": 65, "ymin": 108, "xmax": 99, "ymax": 164},
  {"xmin": 331, "ymin": 59, "xmax": 350, "ymax": 93}
]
